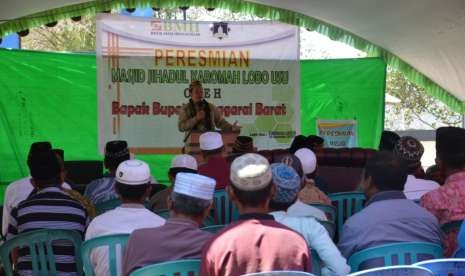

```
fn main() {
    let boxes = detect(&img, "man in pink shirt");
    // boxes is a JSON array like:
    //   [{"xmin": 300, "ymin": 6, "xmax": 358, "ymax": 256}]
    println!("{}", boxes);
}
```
[
  {"xmin": 200, "ymin": 153, "xmax": 311, "ymax": 276},
  {"xmin": 198, "ymin": 132, "xmax": 230, "ymax": 189},
  {"xmin": 422, "ymin": 127, "xmax": 465, "ymax": 256}
]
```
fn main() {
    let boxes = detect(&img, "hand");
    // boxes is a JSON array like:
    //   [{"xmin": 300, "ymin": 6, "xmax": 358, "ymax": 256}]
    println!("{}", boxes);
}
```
[
  {"xmin": 232, "ymin": 120, "xmax": 242, "ymax": 132},
  {"xmin": 196, "ymin": 110, "xmax": 205, "ymax": 121}
]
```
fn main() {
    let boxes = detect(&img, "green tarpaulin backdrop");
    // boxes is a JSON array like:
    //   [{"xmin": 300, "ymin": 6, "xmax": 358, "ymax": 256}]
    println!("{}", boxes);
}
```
[{"xmin": 0, "ymin": 49, "xmax": 385, "ymax": 203}]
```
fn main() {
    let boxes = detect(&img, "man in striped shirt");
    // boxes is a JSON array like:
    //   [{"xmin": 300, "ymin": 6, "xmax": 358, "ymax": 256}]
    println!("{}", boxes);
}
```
[{"xmin": 7, "ymin": 149, "xmax": 89, "ymax": 276}]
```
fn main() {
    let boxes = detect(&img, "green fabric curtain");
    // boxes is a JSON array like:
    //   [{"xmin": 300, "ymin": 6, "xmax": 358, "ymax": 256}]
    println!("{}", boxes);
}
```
[
  {"xmin": 0, "ymin": 49, "xmax": 385, "ymax": 203},
  {"xmin": 300, "ymin": 58, "xmax": 386, "ymax": 149}
]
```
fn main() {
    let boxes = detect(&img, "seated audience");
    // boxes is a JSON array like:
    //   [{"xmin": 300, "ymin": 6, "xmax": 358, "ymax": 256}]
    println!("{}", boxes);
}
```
[
  {"xmin": 2, "ymin": 142, "xmax": 71, "ymax": 237},
  {"xmin": 338, "ymin": 151, "xmax": 442, "ymax": 259},
  {"xmin": 123, "ymin": 173, "xmax": 215, "ymax": 275},
  {"xmin": 149, "ymin": 154, "xmax": 198, "ymax": 212},
  {"xmin": 85, "ymin": 140, "xmax": 130, "ymax": 205},
  {"xmin": 7, "ymin": 150, "xmax": 88, "ymax": 276},
  {"xmin": 201, "ymin": 153, "xmax": 311, "ymax": 276},
  {"xmin": 269, "ymin": 163, "xmax": 350, "ymax": 276},
  {"xmin": 379, "ymin": 130, "xmax": 400, "ymax": 152},
  {"xmin": 294, "ymin": 148, "xmax": 331, "ymax": 204},
  {"xmin": 393, "ymin": 136, "xmax": 439, "ymax": 200},
  {"xmin": 198, "ymin": 132, "xmax": 230, "ymax": 189},
  {"xmin": 85, "ymin": 160, "xmax": 165, "ymax": 276},
  {"xmin": 422, "ymin": 126, "xmax": 465, "ymax": 256}
]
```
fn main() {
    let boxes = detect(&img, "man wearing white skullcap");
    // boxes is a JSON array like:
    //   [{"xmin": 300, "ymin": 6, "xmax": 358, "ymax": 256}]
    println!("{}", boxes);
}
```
[
  {"xmin": 200, "ymin": 153, "xmax": 311, "ymax": 276},
  {"xmin": 198, "ymin": 131, "xmax": 231, "ymax": 189},
  {"xmin": 149, "ymin": 154, "xmax": 198, "ymax": 212},
  {"xmin": 123, "ymin": 173, "xmax": 215, "ymax": 275},
  {"xmin": 293, "ymin": 148, "xmax": 332, "ymax": 211},
  {"xmin": 85, "ymin": 160, "xmax": 165, "ymax": 276}
]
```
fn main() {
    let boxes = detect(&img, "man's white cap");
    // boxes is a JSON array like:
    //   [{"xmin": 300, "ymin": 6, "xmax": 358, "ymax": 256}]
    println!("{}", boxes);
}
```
[
  {"xmin": 116, "ymin": 160, "xmax": 151, "ymax": 185},
  {"xmin": 230, "ymin": 153, "xmax": 272, "ymax": 191},
  {"xmin": 174, "ymin": 173, "xmax": 216, "ymax": 200},
  {"xmin": 171, "ymin": 154, "xmax": 198, "ymax": 171},
  {"xmin": 294, "ymin": 148, "xmax": 317, "ymax": 175},
  {"xmin": 199, "ymin": 132, "xmax": 223, "ymax": 151}
]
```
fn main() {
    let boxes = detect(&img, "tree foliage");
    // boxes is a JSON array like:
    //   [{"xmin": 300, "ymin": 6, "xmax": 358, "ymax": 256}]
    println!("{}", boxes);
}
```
[{"xmin": 386, "ymin": 68, "xmax": 461, "ymax": 129}]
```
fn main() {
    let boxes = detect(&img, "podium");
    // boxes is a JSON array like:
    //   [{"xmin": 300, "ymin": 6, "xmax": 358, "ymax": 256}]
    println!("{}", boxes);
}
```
[{"xmin": 185, "ymin": 130, "xmax": 240, "ymax": 165}]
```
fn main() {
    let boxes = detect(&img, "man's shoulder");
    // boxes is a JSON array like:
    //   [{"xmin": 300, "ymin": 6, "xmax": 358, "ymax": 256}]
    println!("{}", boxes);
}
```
[
  {"xmin": 20, "ymin": 189, "xmax": 86, "ymax": 209},
  {"xmin": 6, "ymin": 177, "xmax": 31, "ymax": 193}
]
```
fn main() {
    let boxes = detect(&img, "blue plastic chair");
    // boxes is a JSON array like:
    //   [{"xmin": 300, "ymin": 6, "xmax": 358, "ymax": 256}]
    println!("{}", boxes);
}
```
[
  {"xmin": 201, "ymin": 224, "xmax": 225, "ymax": 234},
  {"xmin": 348, "ymin": 242, "xmax": 443, "ymax": 272},
  {"xmin": 414, "ymin": 259, "xmax": 465, "ymax": 276},
  {"xmin": 0, "ymin": 229, "xmax": 84, "ymax": 276},
  {"xmin": 241, "ymin": 271, "xmax": 315, "ymax": 276},
  {"xmin": 316, "ymin": 220, "xmax": 336, "ymax": 240},
  {"xmin": 81, "ymin": 233, "xmax": 130, "ymax": 276},
  {"xmin": 310, "ymin": 203, "xmax": 337, "ymax": 223},
  {"xmin": 129, "ymin": 259, "xmax": 201, "ymax": 276},
  {"xmin": 213, "ymin": 189, "xmax": 240, "ymax": 224},
  {"xmin": 328, "ymin": 192, "xmax": 366, "ymax": 240},
  {"xmin": 95, "ymin": 198, "xmax": 122, "ymax": 215},
  {"xmin": 347, "ymin": 265, "xmax": 433, "ymax": 276}
]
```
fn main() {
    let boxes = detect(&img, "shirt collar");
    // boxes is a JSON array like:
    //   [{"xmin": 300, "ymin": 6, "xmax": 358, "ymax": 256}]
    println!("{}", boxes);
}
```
[
  {"xmin": 120, "ymin": 203, "xmax": 145, "ymax": 209},
  {"xmin": 37, "ymin": 186, "xmax": 63, "ymax": 194},
  {"xmin": 166, "ymin": 218, "xmax": 200, "ymax": 227},
  {"xmin": 366, "ymin": 190, "xmax": 406, "ymax": 206},
  {"xmin": 239, "ymin": 213, "xmax": 275, "ymax": 220}
]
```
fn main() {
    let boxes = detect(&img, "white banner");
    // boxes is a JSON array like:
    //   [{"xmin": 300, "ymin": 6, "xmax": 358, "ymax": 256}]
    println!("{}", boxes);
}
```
[{"xmin": 97, "ymin": 14, "xmax": 300, "ymax": 153}]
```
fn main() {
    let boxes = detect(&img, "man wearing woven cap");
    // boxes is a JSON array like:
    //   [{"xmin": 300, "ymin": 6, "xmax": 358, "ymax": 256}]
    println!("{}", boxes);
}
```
[
  {"xmin": 149, "ymin": 154, "xmax": 198, "ymax": 212},
  {"xmin": 338, "ymin": 152, "xmax": 441, "ymax": 261},
  {"xmin": 422, "ymin": 126, "xmax": 465, "ymax": 256},
  {"xmin": 178, "ymin": 80, "xmax": 240, "ymax": 139},
  {"xmin": 123, "ymin": 173, "xmax": 215, "ymax": 275},
  {"xmin": 7, "ymin": 150, "xmax": 89, "ymax": 276},
  {"xmin": 200, "ymin": 153, "xmax": 311, "ymax": 276},
  {"xmin": 393, "ymin": 136, "xmax": 439, "ymax": 200},
  {"xmin": 85, "ymin": 160, "xmax": 165, "ymax": 276},
  {"xmin": 198, "ymin": 131, "xmax": 231, "ymax": 189},
  {"xmin": 2, "ymin": 141, "xmax": 72, "ymax": 237},
  {"xmin": 268, "ymin": 163, "xmax": 350, "ymax": 276},
  {"xmin": 84, "ymin": 140, "xmax": 130, "ymax": 205}
]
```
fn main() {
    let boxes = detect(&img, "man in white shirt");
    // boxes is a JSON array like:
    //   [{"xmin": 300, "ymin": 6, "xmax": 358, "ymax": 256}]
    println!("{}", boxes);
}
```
[
  {"xmin": 393, "ymin": 136, "xmax": 440, "ymax": 200},
  {"xmin": 2, "ymin": 142, "xmax": 71, "ymax": 237},
  {"xmin": 268, "ymin": 163, "xmax": 350, "ymax": 276},
  {"xmin": 85, "ymin": 159, "xmax": 165, "ymax": 276}
]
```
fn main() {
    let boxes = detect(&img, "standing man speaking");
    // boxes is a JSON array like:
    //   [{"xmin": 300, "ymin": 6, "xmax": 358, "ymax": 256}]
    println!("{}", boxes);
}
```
[{"xmin": 178, "ymin": 80, "xmax": 241, "ymax": 141}]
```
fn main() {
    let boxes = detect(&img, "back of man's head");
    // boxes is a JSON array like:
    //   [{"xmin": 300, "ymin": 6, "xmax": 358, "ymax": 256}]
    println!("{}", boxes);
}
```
[
  {"xmin": 436, "ymin": 127, "xmax": 465, "ymax": 170},
  {"xmin": 199, "ymin": 132, "xmax": 224, "ymax": 157},
  {"xmin": 379, "ymin": 131, "xmax": 400, "ymax": 152},
  {"xmin": 229, "ymin": 153, "xmax": 273, "ymax": 208},
  {"xmin": 104, "ymin": 140, "xmax": 130, "ymax": 172},
  {"xmin": 29, "ymin": 149, "xmax": 62, "ymax": 188},
  {"xmin": 115, "ymin": 160, "xmax": 151, "ymax": 202},
  {"xmin": 364, "ymin": 151, "xmax": 408, "ymax": 191},
  {"xmin": 269, "ymin": 163, "xmax": 301, "ymax": 211},
  {"xmin": 169, "ymin": 154, "xmax": 198, "ymax": 181},
  {"xmin": 170, "ymin": 173, "xmax": 215, "ymax": 218},
  {"xmin": 27, "ymin": 141, "xmax": 52, "ymax": 167}
]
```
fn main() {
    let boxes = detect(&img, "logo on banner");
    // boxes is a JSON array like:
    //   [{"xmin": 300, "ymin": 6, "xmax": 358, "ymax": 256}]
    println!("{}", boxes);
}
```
[
  {"xmin": 150, "ymin": 20, "xmax": 200, "ymax": 36},
  {"xmin": 211, "ymin": 22, "xmax": 230, "ymax": 39}
]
